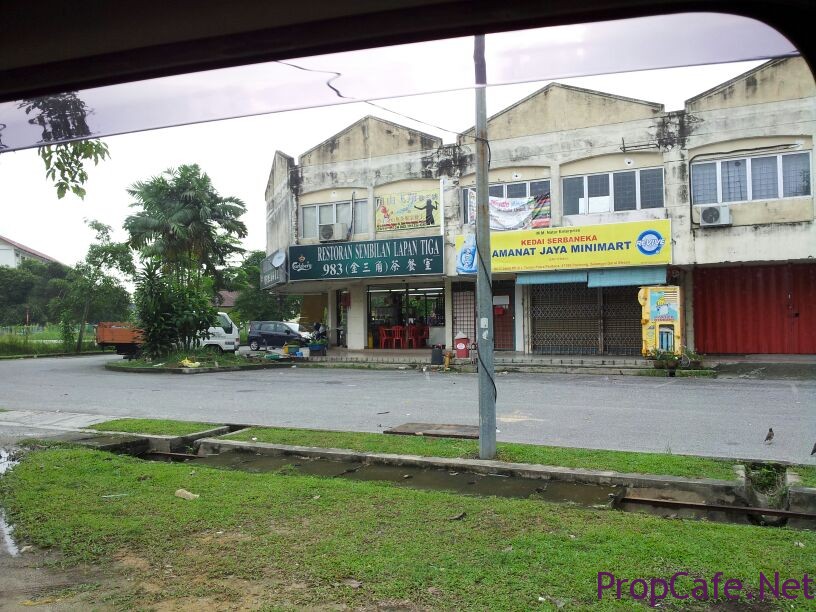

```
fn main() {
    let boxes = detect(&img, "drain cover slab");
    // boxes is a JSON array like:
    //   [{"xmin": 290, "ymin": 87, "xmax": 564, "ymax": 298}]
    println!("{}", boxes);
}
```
[{"xmin": 384, "ymin": 422, "xmax": 479, "ymax": 439}]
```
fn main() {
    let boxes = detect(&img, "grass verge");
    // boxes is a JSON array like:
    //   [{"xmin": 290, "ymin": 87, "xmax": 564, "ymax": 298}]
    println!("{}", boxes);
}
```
[
  {"xmin": 88, "ymin": 418, "xmax": 218, "ymax": 437},
  {"xmin": 107, "ymin": 349, "xmax": 269, "ymax": 370},
  {"xmin": 0, "ymin": 336, "xmax": 97, "ymax": 356},
  {"xmin": 795, "ymin": 466, "xmax": 816, "ymax": 488},
  {"xmin": 225, "ymin": 426, "xmax": 738, "ymax": 480},
  {"xmin": 0, "ymin": 447, "xmax": 813, "ymax": 610}
]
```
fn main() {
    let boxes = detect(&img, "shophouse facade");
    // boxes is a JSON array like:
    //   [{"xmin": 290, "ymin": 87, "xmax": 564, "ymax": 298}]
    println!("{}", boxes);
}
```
[{"xmin": 265, "ymin": 57, "xmax": 815, "ymax": 355}]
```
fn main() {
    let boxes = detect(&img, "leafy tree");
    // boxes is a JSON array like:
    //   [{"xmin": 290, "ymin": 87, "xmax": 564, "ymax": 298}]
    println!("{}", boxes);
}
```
[
  {"xmin": 133, "ymin": 263, "xmax": 178, "ymax": 358},
  {"xmin": 230, "ymin": 250, "xmax": 301, "ymax": 323},
  {"xmin": 124, "ymin": 164, "xmax": 247, "ymax": 284},
  {"xmin": 125, "ymin": 164, "xmax": 247, "ymax": 354},
  {"xmin": 38, "ymin": 141, "xmax": 110, "ymax": 199},
  {"xmin": 53, "ymin": 220, "xmax": 134, "ymax": 351},
  {"xmin": 0, "ymin": 259, "xmax": 69, "ymax": 325},
  {"xmin": 18, "ymin": 93, "xmax": 110, "ymax": 199},
  {"xmin": 133, "ymin": 262, "xmax": 217, "ymax": 357}
]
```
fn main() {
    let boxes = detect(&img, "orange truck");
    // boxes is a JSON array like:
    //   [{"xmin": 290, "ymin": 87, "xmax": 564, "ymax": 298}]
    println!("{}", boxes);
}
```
[{"xmin": 96, "ymin": 322, "xmax": 144, "ymax": 357}]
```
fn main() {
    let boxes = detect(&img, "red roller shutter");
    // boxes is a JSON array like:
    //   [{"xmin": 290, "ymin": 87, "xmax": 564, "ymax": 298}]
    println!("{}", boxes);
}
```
[{"xmin": 694, "ymin": 264, "xmax": 816, "ymax": 354}]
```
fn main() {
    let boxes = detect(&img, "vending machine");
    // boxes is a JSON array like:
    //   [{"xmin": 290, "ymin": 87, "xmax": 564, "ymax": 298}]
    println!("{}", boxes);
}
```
[{"xmin": 638, "ymin": 285, "xmax": 683, "ymax": 356}]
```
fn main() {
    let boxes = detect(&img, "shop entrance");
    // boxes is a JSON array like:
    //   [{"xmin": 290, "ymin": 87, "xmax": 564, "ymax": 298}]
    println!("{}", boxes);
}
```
[
  {"xmin": 529, "ymin": 283, "xmax": 641, "ymax": 355},
  {"xmin": 367, "ymin": 284, "xmax": 445, "ymax": 349},
  {"xmin": 451, "ymin": 281, "xmax": 515, "ymax": 351}
]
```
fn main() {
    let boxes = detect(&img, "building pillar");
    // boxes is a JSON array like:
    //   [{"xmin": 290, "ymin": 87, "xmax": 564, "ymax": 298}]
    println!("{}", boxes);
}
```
[
  {"xmin": 549, "ymin": 164, "xmax": 562, "ymax": 227},
  {"xmin": 368, "ymin": 185, "xmax": 376, "ymax": 240},
  {"xmin": 346, "ymin": 283, "xmax": 368, "ymax": 350},
  {"xmin": 514, "ymin": 282, "xmax": 524, "ymax": 353},
  {"xmin": 327, "ymin": 289, "xmax": 338, "ymax": 347},
  {"xmin": 683, "ymin": 268, "xmax": 695, "ymax": 352},
  {"xmin": 444, "ymin": 279, "xmax": 454, "ymax": 349}
]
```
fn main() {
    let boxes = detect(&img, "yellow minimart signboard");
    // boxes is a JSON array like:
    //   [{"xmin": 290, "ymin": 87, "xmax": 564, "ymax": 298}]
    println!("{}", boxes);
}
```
[{"xmin": 455, "ymin": 219, "xmax": 671, "ymax": 274}]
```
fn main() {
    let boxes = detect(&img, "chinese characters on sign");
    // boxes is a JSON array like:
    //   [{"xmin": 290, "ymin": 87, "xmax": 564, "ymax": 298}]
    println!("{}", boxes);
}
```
[
  {"xmin": 289, "ymin": 236, "xmax": 444, "ymax": 281},
  {"xmin": 376, "ymin": 190, "xmax": 440, "ymax": 231}
]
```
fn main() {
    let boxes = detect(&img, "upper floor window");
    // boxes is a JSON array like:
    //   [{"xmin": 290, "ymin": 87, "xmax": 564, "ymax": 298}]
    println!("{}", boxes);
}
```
[
  {"xmin": 562, "ymin": 168, "xmax": 664, "ymax": 215},
  {"xmin": 691, "ymin": 151, "xmax": 811, "ymax": 205},
  {"xmin": 462, "ymin": 179, "xmax": 550, "ymax": 221},
  {"xmin": 300, "ymin": 199, "xmax": 369, "ymax": 239}
]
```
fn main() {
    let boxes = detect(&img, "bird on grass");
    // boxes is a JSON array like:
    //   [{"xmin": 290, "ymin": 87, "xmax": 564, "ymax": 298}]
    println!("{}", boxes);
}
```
[{"xmin": 764, "ymin": 428, "xmax": 774, "ymax": 444}]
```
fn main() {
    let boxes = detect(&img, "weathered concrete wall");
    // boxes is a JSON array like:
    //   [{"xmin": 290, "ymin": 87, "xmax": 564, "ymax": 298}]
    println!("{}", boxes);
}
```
[
  {"xmin": 461, "ymin": 83, "xmax": 663, "ymax": 141},
  {"xmin": 300, "ymin": 116, "xmax": 441, "ymax": 167},
  {"xmin": 686, "ymin": 57, "xmax": 816, "ymax": 113},
  {"xmin": 265, "ymin": 151, "xmax": 296, "ymax": 256},
  {"xmin": 676, "ymin": 59, "xmax": 816, "ymax": 265}
]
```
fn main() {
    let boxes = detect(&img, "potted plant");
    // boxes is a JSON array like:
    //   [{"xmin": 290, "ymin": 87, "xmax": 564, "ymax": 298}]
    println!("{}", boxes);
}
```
[
  {"xmin": 682, "ymin": 347, "xmax": 703, "ymax": 369},
  {"xmin": 649, "ymin": 349, "xmax": 680, "ymax": 371},
  {"xmin": 308, "ymin": 338, "xmax": 328, "ymax": 356}
]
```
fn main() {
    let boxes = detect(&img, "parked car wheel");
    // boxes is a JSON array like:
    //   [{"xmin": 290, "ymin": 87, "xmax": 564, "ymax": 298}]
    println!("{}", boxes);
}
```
[{"xmin": 249, "ymin": 340, "xmax": 260, "ymax": 351}]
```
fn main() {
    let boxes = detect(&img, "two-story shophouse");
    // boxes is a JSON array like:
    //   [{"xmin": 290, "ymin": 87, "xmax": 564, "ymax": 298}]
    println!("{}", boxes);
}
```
[{"xmin": 265, "ymin": 57, "xmax": 815, "ymax": 355}]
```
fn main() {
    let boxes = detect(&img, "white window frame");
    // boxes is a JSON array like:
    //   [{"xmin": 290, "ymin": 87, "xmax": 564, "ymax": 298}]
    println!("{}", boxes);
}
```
[
  {"xmin": 690, "ymin": 151, "xmax": 812, "ymax": 205},
  {"xmin": 562, "ymin": 167, "xmax": 664, "ymax": 215},
  {"xmin": 300, "ymin": 200, "xmax": 367, "ymax": 239},
  {"xmin": 462, "ymin": 178, "xmax": 551, "ymax": 222}
]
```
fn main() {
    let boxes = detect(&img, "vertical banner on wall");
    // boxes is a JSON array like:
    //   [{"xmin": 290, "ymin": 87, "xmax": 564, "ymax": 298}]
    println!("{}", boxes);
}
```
[
  {"xmin": 376, "ymin": 190, "xmax": 440, "ymax": 231},
  {"xmin": 468, "ymin": 191, "xmax": 551, "ymax": 230}
]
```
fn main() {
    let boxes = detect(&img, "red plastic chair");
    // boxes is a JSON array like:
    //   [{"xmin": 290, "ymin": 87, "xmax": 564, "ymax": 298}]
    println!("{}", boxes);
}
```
[
  {"xmin": 391, "ymin": 325, "xmax": 404, "ymax": 349},
  {"xmin": 378, "ymin": 326, "xmax": 393, "ymax": 349},
  {"xmin": 406, "ymin": 325, "xmax": 418, "ymax": 349}
]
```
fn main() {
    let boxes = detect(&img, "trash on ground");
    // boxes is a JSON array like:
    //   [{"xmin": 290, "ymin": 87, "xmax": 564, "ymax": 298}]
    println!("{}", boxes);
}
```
[{"xmin": 175, "ymin": 488, "xmax": 199, "ymax": 500}]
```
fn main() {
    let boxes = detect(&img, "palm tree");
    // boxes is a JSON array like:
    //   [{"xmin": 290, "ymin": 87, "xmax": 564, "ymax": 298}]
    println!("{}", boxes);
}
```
[{"xmin": 124, "ymin": 164, "xmax": 247, "ymax": 284}]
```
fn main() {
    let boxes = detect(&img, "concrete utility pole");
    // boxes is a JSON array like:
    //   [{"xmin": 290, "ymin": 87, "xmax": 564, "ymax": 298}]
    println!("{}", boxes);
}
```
[{"xmin": 474, "ymin": 34, "xmax": 496, "ymax": 459}]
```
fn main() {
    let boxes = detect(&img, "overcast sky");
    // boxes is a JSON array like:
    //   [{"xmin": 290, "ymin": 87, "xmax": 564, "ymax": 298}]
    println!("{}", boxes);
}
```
[{"xmin": 0, "ymin": 59, "xmax": 765, "ymax": 268}]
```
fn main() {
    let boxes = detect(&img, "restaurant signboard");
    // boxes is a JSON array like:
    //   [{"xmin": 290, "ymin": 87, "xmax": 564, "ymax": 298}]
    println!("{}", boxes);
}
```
[{"xmin": 289, "ymin": 236, "xmax": 444, "ymax": 281}]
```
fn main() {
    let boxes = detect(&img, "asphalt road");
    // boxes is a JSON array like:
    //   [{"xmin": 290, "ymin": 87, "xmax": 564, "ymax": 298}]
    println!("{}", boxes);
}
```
[{"xmin": 0, "ymin": 354, "xmax": 814, "ymax": 463}]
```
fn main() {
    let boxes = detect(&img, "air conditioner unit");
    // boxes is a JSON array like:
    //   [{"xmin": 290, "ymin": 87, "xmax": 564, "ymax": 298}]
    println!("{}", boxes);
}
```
[
  {"xmin": 319, "ymin": 223, "xmax": 349, "ymax": 242},
  {"xmin": 698, "ymin": 204, "xmax": 731, "ymax": 227}
]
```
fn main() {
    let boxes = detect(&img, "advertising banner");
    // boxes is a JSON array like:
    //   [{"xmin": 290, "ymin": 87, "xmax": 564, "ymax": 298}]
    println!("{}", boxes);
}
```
[
  {"xmin": 290, "ymin": 236, "xmax": 443, "ymax": 281},
  {"xmin": 376, "ymin": 190, "xmax": 440, "ymax": 232},
  {"xmin": 455, "ymin": 219, "xmax": 671, "ymax": 274},
  {"xmin": 467, "ymin": 192, "xmax": 551, "ymax": 230}
]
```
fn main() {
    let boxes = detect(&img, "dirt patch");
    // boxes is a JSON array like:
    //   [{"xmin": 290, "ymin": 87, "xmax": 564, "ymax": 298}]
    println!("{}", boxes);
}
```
[
  {"xmin": 115, "ymin": 552, "xmax": 151, "ymax": 572},
  {"xmin": 0, "ymin": 548, "xmax": 115, "ymax": 611}
]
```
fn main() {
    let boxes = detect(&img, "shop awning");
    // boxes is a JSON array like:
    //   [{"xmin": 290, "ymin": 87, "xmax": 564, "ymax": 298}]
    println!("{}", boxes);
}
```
[
  {"xmin": 587, "ymin": 266, "xmax": 667, "ymax": 287},
  {"xmin": 516, "ymin": 271, "xmax": 588, "ymax": 285},
  {"xmin": 516, "ymin": 267, "xmax": 667, "ymax": 286}
]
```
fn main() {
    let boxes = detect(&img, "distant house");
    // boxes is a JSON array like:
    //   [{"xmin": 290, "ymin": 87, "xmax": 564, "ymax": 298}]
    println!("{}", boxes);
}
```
[
  {"xmin": 0, "ymin": 235, "xmax": 61, "ymax": 268},
  {"xmin": 215, "ymin": 290, "xmax": 239, "ymax": 311}
]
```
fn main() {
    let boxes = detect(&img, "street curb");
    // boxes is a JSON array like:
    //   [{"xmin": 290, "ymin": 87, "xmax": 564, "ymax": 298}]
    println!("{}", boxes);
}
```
[
  {"xmin": 294, "ymin": 362, "xmax": 654, "ymax": 376},
  {"xmin": 0, "ymin": 351, "xmax": 109, "ymax": 361},
  {"xmin": 195, "ymin": 437, "xmax": 746, "ymax": 501},
  {"xmin": 104, "ymin": 361, "xmax": 301, "ymax": 374}
]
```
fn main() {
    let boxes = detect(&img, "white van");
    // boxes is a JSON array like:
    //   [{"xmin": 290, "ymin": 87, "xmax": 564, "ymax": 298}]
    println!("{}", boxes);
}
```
[{"xmin": 200, "ymin": 311, "xmax": 240, "ymax": 354}]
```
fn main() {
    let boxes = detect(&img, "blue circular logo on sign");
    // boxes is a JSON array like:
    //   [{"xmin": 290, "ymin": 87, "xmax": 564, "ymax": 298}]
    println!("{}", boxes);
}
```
[{"xmin": 636, "ymin": 230, "xmax": 665, "ymax": 256}]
